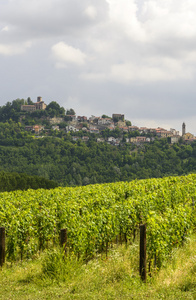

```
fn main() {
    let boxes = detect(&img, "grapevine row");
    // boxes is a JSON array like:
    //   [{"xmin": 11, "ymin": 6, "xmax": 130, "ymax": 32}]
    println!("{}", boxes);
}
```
[{"xmin": 0, "ymin": 174, "xmax": 195, "ymax": 267}]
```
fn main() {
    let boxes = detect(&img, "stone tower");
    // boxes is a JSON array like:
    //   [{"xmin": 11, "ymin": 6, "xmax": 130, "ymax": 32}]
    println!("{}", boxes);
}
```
[
  {"xmin": 182, "ymin": 122, "xmax": 186, "ymax": 136},
  {"xmin": 37, "ymin": 96, "xmax": 42, "ymax": 102}
]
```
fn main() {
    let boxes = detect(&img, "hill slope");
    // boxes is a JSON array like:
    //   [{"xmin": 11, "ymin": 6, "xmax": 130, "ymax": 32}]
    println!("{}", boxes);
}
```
[{"xmin": 0, "ymin": 122, "xmax": 196, "ymax": 186}]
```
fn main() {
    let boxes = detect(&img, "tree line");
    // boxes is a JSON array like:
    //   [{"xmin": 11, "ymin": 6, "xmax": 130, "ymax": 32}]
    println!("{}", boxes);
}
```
[
  {"xmin": 0, "ymin": 171, "xmax": 58, "ymax": 192},
  {"xmin": 0, "ymin": 98, "xmax": 75, "ymax": 125}
]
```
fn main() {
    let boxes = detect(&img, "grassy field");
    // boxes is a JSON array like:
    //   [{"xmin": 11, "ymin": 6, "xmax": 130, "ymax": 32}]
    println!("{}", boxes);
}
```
[{"xmin": 0, "ymin": 234, "xmax": 195, "ymax": 300}]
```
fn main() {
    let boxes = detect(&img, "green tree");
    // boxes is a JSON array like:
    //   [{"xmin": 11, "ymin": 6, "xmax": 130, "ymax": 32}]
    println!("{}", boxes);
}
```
[
  {"xmin": 102, "ymin": 114, "xmax": 111, "ymax": 119},
  {"xmin": 46, "ymin": 101, "xmax": 65, "ymax": 117},
  {"xmin": 126, "ymin": 120, "xmax": 132, "ymax": 126},
  {"xmin": 27, "ymin": 97, "xmax": 34, "ymax": 105},
  {"xmin": 66, "ymin": 108, "xmax": 75, "ymax": 115}
]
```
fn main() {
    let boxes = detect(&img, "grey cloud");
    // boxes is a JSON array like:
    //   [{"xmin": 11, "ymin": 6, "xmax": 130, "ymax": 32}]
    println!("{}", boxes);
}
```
[{"xmin": 0, "ymin": 0, "xmax": 108, "ymax": 41}]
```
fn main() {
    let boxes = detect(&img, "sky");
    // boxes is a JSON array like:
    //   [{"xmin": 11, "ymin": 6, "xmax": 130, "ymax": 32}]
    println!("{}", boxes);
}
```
[{"xmin": 0, "ymin": 0, "xmax": 196, "ymax": 135}]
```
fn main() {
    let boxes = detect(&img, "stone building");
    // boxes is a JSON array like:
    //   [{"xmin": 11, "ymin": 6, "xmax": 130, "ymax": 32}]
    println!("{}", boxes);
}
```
[{"xmin": 21, "ymin": 96, "xmax": 47, "ymax": 112}]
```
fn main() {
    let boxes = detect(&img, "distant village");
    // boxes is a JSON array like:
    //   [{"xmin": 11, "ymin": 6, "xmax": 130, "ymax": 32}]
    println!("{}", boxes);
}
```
[{"xmin": 21, "ymin": 96, "xmax": 196, "ymax": 146}]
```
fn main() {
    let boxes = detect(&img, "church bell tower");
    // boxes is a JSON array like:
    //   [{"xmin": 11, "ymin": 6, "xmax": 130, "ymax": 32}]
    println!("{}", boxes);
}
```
[{"xmin": 182, "ymin": 122, "xmax": 186, "ymax": 136}]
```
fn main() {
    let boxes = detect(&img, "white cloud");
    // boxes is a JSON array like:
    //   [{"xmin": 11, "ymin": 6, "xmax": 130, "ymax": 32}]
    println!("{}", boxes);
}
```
[
  {"xmin": 106, "ymin": 0, "xmax": 146, "ymax": 41},
  {"xmin": 0, "ymin": 41, "xmax": 32, "ymax": 55},
  {"xmin": 1, "ymin": 26, "xmax": 9, "ymax": 32},
  {"xmin": 79, "ymin": 0, "xmax": 196, "ymax": 83},
  {"xmin": 140, "ymin": 0, "xmax": 196, "ymax": 41},
  {"xmin": 84, "ymin": 6, "xmax": 97, "ymax": 20},
  {"xmin": 110, "ymin": 58, "xmax": 192, "ymax": 82},
  {"xmin": 51, "ymin": 42, "xmax": 87, "ymax": 67}
]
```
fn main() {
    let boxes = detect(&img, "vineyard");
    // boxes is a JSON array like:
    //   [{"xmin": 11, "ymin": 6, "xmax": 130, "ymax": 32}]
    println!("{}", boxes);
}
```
[{"xmin": 0, "ymin": 174, "xmax": 196, "ymax": 270}]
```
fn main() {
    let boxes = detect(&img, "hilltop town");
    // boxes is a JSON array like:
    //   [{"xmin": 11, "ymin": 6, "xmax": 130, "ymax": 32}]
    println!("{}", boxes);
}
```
[
  {"xmin": 0, "ymin": 96, "xmax": 195, "ymax": 146},
  {"xmin": 0, "ymin": 96, "xmax": 196, "ymax": 186},
  {"xmin": 18, "ymin": 96, "xmax": 196, "ymax": 146}
]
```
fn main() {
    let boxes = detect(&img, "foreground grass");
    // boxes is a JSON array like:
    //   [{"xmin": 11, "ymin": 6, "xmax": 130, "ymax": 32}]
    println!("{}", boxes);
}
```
[{"xmin": 0, "ymin": 235, "xmax": 196, "ymax": 300}]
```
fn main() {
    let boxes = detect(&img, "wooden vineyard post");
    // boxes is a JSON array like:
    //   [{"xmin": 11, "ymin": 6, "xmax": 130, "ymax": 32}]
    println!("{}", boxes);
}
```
[
  {"xmin": 0, "ymin": 227, "xmax": 5, "ymax": 267},
  {"xmin": 139, "ymin": 224, "xmax": 146, "ymax": 282},
  {"xmin": 60, "ymin": 228, "xmax": 67, "ymax": 255}
]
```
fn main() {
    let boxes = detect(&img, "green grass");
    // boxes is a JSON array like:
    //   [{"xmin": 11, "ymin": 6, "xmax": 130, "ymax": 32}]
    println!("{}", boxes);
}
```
[{"xmin": 0, "ymin": 235, "xmax": 196, "ymax": 300}]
